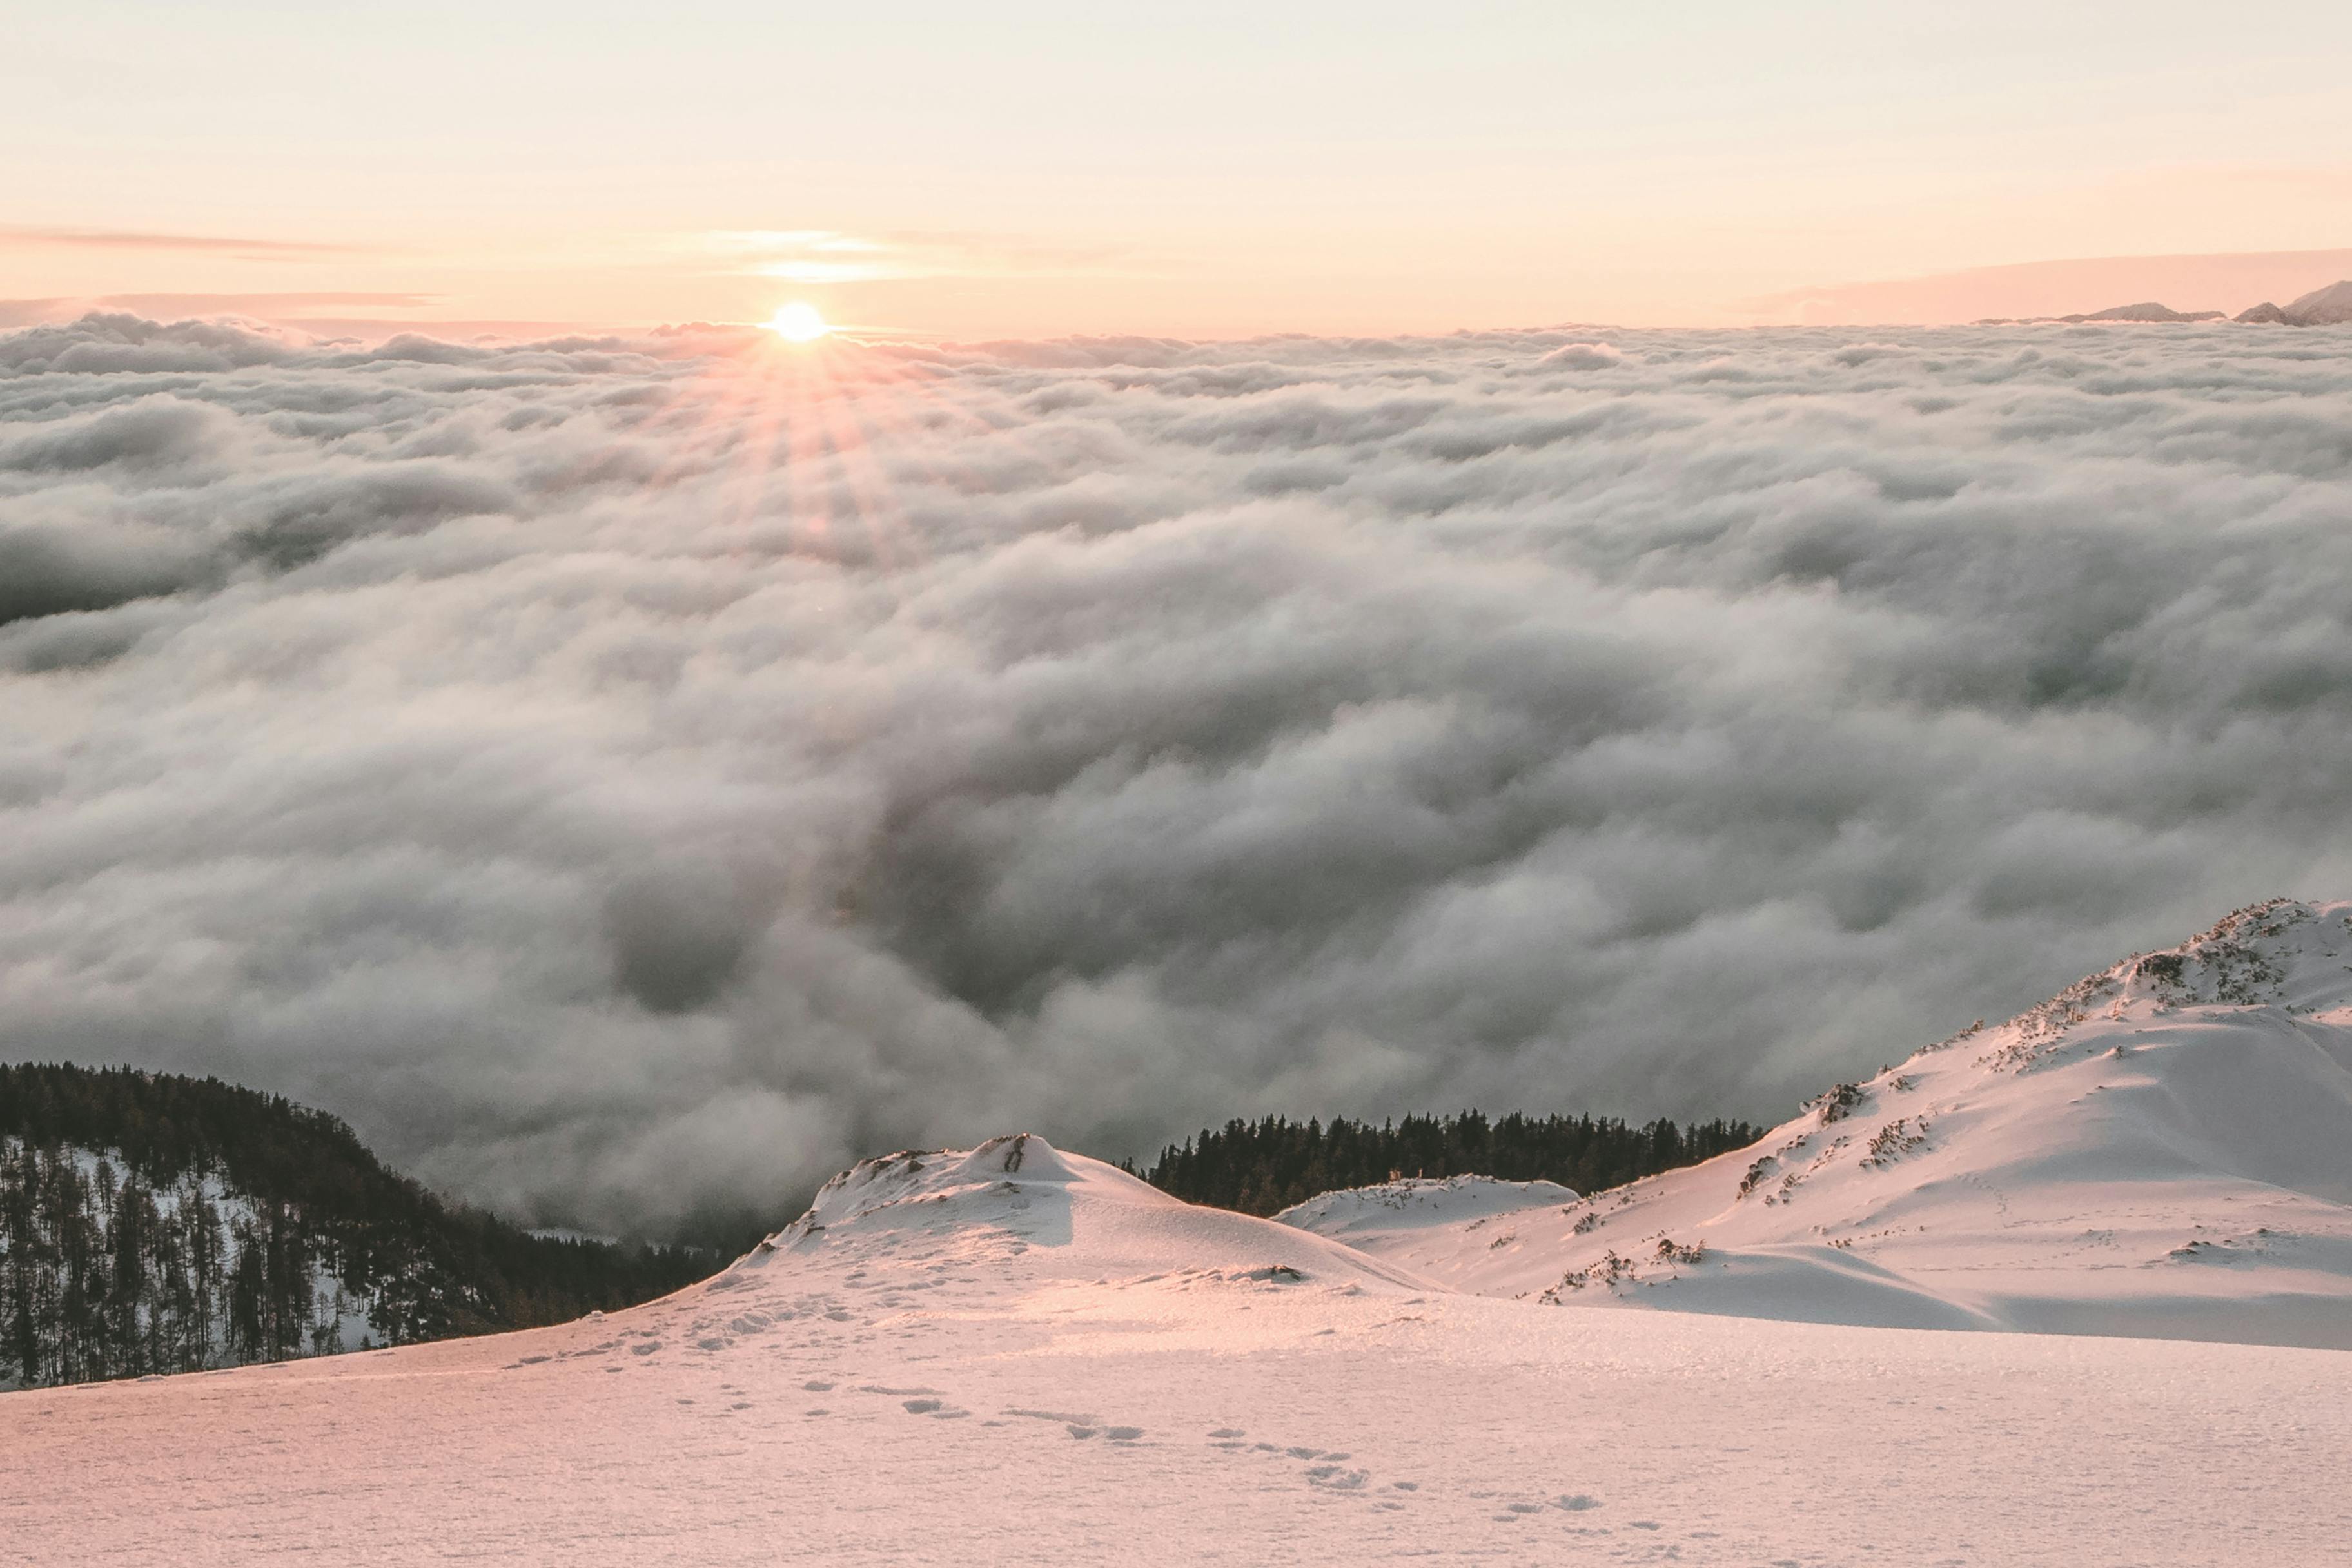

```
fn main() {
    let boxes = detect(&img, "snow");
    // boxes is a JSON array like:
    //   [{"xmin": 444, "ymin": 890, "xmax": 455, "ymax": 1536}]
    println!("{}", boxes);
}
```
[
  {"xmin": 10, "ymin": 912, "xmax": 2352, "ymax": 1560},
  {"xmin": 1277, "ymin": 1174, "xmax": 1580, "ymax": 1239},
  {"xmin": 747, "ymin": 1132, "xmax": 1430, "ymax": 1294},
  {"xmin": 1272, "ymin": 1176, "xmax": 1578, "ymax": 1288},
  {"xmin": 6, "ymin": 1117, "xmax": 2351, "ymax": 1562},
  {"xmin": 1282, "ymin": 899, "xmax": 2352, "ymax": 1348}
]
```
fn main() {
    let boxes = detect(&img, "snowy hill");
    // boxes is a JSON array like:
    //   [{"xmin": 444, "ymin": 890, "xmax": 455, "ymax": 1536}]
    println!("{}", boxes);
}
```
[
  {"xmin": 9, "ymin": 1125, "xmax": 2351, "ymax": 1565},
  {"xmin": 730, "ymin": 1132, "xmax": 1432, "ymax": 1293},
  {"xmin": 1282, "ymin": 899, "xmax": 2352, "ymax": 1347}
]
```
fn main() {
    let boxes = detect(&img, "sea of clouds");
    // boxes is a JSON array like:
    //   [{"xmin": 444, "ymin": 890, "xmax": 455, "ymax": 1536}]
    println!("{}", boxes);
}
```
[{"xmin": 5, "ymin": 311, "xmax": 2351, "ymax": 1235}]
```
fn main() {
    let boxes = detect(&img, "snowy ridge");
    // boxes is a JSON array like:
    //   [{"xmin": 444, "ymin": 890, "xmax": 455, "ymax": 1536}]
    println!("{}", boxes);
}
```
[{"xmin": 1281, "ymin": 898, "xmax": 2352, "ymax": 1346}]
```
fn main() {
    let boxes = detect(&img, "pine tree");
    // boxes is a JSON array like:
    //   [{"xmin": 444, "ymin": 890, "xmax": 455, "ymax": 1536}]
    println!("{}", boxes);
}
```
[{"xmin": 1141, "ymin": 1108, "xmax": 1761, "ymax": 1215}]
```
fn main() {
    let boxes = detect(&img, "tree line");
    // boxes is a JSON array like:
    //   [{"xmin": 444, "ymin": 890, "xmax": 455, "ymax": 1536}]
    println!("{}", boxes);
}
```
[{"xmin": 1137, "ymin": 1109, "xmax": 1762, "ymax": 1216}]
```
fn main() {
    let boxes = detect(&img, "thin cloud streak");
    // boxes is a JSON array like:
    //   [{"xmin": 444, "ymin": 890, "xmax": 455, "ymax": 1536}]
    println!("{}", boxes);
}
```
[{"xmin": 0, "ymin": 226, "xmax": 368, "ymax": 257}]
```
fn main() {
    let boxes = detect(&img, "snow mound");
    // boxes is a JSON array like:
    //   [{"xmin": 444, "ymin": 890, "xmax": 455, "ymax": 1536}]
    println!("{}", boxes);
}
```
[
  {"xmin": 1278, "ymin": 1175, "xmax": 1578, "ymax": 1241},
  {"xmin": 1549, "ymin": 1242, "xmax": 2006, "ymax": 1331},
  {"xmin": 720, "ymin": 1132, "xmax": 1433, "ymax": 1297},
  {"xmin": 781, "ymin": 1132, "xmax": 1091, "ymax": 1236},
  {"xmin": 1293, "ymin": 899, "xmax": 2352, "ymax": 1347}
]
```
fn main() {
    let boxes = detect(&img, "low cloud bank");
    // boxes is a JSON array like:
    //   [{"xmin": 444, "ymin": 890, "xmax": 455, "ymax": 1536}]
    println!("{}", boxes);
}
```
[{"xmin": 5, "ymin": 313, "xmax": 2350, "ymax": 1233}]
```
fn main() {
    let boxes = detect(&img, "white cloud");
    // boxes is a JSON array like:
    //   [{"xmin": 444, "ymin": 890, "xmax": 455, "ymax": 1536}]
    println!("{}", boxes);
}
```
[{"xmin": 5, "ymin": 312, "xmax": 2351, "ymax": 1234}]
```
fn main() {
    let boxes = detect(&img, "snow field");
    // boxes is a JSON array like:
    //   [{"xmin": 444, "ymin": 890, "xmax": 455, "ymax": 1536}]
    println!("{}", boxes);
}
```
[{"xmin": 6, "ymin": 1130, "xmax": 2351, "ymax": 1563}]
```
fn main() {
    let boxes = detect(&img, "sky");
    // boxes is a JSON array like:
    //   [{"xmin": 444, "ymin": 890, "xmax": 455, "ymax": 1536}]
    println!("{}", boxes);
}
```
[
  {"xmin": 8, "ymin": 314, "xmax": 2352, "ymax": 1235},
  {"xmin": 6, "ymin": 1, "xmax": 2352, "ymax": 338}
]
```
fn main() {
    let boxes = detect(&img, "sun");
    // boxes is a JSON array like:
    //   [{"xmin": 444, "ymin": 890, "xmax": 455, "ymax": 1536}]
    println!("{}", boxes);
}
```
[{"xmin": 765, "ymin": 301, "xmax": 832, "ymax": 342}]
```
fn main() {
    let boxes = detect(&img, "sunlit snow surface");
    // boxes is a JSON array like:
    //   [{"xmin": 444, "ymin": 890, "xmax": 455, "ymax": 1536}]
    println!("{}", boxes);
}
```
[
  {"xmin": 9, "ymin": 1126, "xmax": 2352, "ymax": 1563},
  {"xmin": 1284, "ymin": 899, "xmax": 2352, "ymax": 1347}
]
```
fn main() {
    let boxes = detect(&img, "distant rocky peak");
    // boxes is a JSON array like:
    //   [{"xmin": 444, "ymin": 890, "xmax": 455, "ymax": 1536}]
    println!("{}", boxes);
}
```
[{"xmin": 2283, "ymin": 280, "xmax": 2352, "ymax": 325}]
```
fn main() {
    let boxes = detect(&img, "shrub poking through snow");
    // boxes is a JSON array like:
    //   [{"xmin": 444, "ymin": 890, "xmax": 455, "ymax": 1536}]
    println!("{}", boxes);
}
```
[
  {"xmin": 1861, "ymin": 1118, "xmax": 1929, "ymax": 1170},
  {"xmin": 1540, "ymin": 1250, "xmax": 1638, "ymax": 1300},
  {"xmin": 1808, "ymin": 1084, "xmax": 1867, "ymax": 1125}
]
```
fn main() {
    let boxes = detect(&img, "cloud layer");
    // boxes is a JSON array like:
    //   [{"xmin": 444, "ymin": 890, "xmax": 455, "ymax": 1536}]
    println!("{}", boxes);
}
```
[{"xmin": 6, "ymin": 311, "xmax": 2352, "ymax": 1234}]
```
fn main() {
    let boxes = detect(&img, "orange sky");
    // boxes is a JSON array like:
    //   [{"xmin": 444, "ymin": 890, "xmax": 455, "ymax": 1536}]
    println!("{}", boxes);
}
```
[{"xmin": 6, "ymin": 4, "xmax": 2349, "ymax": 338}]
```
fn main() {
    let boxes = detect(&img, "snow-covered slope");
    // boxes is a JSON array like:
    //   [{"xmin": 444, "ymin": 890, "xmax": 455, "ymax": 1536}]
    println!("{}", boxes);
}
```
[
  {"xmin": 10, "ymin": 1128, "xmax": 2352, "ymax": 1566},
  {"xmin": 1282, "ymin": 899, "xmax": 2352, "ymax": 1346}
]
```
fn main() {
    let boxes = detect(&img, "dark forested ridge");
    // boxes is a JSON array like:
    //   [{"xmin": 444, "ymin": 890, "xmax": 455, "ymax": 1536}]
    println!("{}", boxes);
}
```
[
  {"xmin": 1139, "ymin": 1110, "xmax": 1763, "ymax": 1216},
  {"xmin": 0, "ymin": 1062, "xmax": 708, "ymax": 1389}
]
